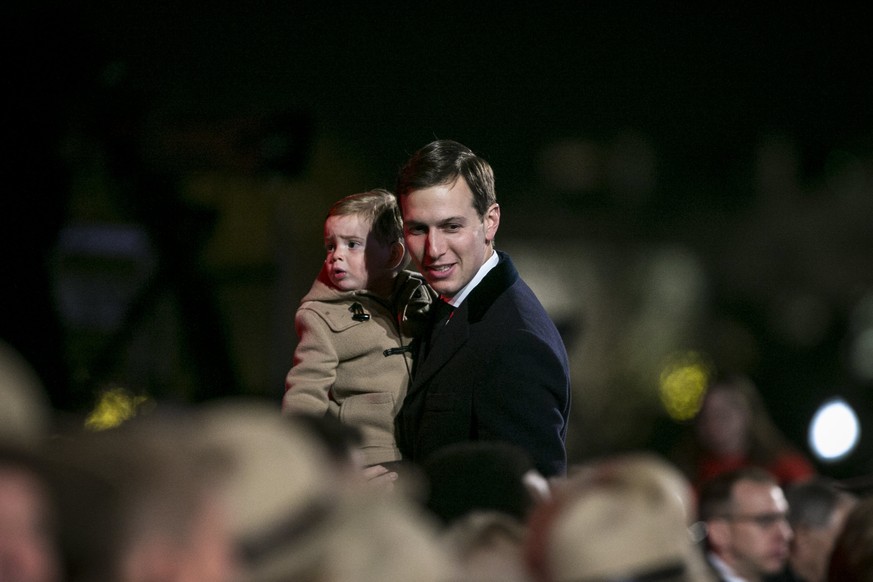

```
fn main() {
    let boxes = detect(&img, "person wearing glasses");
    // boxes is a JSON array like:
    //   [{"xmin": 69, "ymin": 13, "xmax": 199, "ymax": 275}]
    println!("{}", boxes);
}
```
[{"xmin": 697, "ymin": 467, "xmax": 793, "ymax": 582}]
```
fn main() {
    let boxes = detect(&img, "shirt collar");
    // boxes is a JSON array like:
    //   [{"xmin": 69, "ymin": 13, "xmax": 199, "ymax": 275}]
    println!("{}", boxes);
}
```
[
  {"xmin": 444, "ymin": 249, "xmax": 499, "ymax": 307},
  {"xmin": 707, "ymin": 551, "xmax": 749, "ymax": 582}
]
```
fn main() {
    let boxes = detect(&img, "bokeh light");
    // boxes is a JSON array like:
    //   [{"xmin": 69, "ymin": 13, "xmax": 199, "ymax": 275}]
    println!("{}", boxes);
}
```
[
  {"xmin": 85, "ymin": 387, "xmax": 151, "ymax": 430},
  {"xmin": 658, "ymin": 351, "xmax": 713, "ymax": 421},
  {"xmin": 808, "ymin": 398, "xmax": 860, "ymax": 462}
]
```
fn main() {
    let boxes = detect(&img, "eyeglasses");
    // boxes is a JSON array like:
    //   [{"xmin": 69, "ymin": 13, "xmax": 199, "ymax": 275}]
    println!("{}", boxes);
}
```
[{"xmin": 721, "ymin": 512, "xmax": 790, "ymax": 529}]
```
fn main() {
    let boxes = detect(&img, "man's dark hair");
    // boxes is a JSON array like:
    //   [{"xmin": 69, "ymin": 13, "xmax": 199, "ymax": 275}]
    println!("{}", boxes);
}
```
[
  {"xmin": 421, "ymin": 441, "xmax": 537, "ymax": 526},
  {"xmin": 785, "ymin": 477, "xmax": 855, "ymax": 528},
  {"xmin": 698, "ymin": 466, "xmax": 778, "ymax": 522},
  {"xmin": 395, "ymin": 140, "xmax": 496, "ymax": 219}
]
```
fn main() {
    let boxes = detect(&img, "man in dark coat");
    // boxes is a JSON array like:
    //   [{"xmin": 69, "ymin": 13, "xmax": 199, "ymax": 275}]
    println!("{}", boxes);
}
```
[{"xmin": 393, "ymin": 139, "xmax": 571, "ymax": 478}]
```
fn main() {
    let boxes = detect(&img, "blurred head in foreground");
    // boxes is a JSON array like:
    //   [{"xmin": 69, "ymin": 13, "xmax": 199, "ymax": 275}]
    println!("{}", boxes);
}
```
[
  {"xmin": 525, "ymin": 452, "xmax": 714, "ymax": 582},
  {"xmin": 48, "ymin": 413, "xmax": 238, "ymax": 582},
  {"xmin": 194, "ymin": 397, "xmax": 459, "ymax": 582},
  {"xmin": 0, "ymin": 340, "xmax": 60, "ymax": 582}
]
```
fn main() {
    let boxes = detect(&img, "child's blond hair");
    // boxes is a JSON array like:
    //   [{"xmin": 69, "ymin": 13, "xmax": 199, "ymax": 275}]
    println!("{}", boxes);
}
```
[{"xmin": 327, "ymin": 189, "xmax": 402, "ymax": 247}]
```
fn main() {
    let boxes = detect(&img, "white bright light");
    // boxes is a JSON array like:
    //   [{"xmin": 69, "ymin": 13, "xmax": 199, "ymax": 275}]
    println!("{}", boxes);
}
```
[{"xmin": 809, "ymin": 399, "xmax": 860, "ymax": 462}]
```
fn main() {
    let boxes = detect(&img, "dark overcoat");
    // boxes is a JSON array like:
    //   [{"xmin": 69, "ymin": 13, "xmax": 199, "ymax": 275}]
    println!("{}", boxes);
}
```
[{"xmin": 396, "ymin": 251, "xmax": 571, "ymax": 477}]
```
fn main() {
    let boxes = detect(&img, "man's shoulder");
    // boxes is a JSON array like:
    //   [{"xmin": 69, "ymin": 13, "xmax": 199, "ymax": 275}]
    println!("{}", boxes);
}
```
[
  {"xmin": 489, "ymin": 276, "xmax": 548, "ymax": 320},
  {"xmin": 466, "ymin": 254, "xmax": 558, "ymax": 332},
  {"xmin": 490, "ymin": 251, "xmax": 545, "ymax": 304},
  {"xmin": 486, "ymin": 256, "xmax": 553, "ymax": 318},
  {"xmin": 465, "ymin": 251, "xmax": 519, "ymax": 317}
]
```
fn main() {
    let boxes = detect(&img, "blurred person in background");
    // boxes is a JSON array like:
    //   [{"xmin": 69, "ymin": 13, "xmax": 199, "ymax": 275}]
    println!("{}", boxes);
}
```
[
  {"xmin": 698, "ymin": 467, "xmax": 792, "ymax": 582},
  {"xmin": 825, "ymin": 494, "xmax": 873, "ymax": 582},
  {"xmin": 674, "ymin": 373, "xmax": 815, "ymax": 491},
  {"xmin": 769, "ymin": 478, "xmax": 857, "ymax": 582}
]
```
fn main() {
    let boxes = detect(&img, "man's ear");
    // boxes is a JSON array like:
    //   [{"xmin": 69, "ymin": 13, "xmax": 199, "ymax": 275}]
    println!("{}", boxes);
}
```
[
  {"xmin": 388, "ymin": 241, "xmax": 407, "ymax": 270},
  {"xmin": 706, "ymin": 519, "xmax": 731, "ymax": 551},
  {"xmin": 484, "ymin": 203, "xmax": 500, "ymax": 243}
]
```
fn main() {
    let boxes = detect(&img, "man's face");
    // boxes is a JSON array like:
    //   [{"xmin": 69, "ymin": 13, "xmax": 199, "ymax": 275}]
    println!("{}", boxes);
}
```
[
  {"xmin": 719, "ymin": 479, "xmax": 792, "ymax": 580},
  {"xmin": 791, "ymin": 497, "xmax": 855, "ymax": 582},
  {"xmin": 400, "ymin": 177, "xmax": 499, "ymax": 300}
]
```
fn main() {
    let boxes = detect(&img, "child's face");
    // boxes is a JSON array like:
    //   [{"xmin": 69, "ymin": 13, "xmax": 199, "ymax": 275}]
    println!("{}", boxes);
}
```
[{"xmin": 324, "ymin": 214, "xmax": 394, "ymax": 293}]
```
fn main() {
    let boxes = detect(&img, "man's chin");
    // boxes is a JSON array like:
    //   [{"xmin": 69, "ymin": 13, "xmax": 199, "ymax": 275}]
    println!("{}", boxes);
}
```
[
  {"xmin": 762, "ymin": 557, "xmax": 789, "ymax": 574},
  {"xmin": 429, "ymin": 282, "xmax": 459, "ymax": 299}
]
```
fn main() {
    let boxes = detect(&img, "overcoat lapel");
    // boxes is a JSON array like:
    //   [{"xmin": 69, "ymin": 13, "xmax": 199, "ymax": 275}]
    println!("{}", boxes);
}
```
[
  {"xmin": 408, "ymin": 302, "xmax": 470, "ymax": 390},
  {"xmin": 406, "ymin": 251, "xmax": 519, "ymax": 394}
]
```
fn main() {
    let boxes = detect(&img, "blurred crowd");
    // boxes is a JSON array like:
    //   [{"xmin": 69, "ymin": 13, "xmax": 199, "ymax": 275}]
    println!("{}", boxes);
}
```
[{"xmin": 3, "ymin": 338, "xmax": 872, "ymax": 582}]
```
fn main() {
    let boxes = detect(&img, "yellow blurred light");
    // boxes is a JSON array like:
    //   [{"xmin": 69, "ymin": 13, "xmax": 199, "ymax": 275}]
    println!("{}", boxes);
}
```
[
  {"xmin": 658, "ymin": 351, "xmax": 712, "ymax": 421},
  {"xmin": 84, "ymin": 387, "xmax": 150, "ymax": 431}
]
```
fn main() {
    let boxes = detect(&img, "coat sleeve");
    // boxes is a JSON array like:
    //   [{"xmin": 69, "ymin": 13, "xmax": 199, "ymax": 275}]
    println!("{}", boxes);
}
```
[
  {"xmin": 474, "ymin": 329, "xmax": 570, "ymax": 477},
  {"xmin": 281, "ymin": 307, "xmax": 339, "ymax": 416}
]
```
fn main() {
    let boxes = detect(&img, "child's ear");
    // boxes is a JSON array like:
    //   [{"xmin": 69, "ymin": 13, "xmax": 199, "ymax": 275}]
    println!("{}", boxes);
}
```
[{"xmin": 388, "ymin": 241, "xmax": 406, "ymax": 270}]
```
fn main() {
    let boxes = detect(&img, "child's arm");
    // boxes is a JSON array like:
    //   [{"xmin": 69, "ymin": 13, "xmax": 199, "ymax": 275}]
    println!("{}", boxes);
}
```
[{"xmin": 281, "ymin": 308, "xmax": 339, "ymax": 416}]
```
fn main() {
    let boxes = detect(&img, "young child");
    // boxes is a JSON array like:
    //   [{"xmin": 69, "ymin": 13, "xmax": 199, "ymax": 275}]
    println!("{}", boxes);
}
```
[{"xmin": 282, "ymin": 189, "xmax": 434, "ymax": 467}]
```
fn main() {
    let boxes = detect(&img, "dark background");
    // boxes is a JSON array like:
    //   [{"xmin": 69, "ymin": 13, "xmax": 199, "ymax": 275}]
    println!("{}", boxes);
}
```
[{"xmin": 5, "ymin": 3, "xmax": 873, "ymax": 479}]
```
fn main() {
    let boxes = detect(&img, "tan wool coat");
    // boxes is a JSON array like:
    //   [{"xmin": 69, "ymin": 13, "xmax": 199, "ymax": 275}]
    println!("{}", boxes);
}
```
[{"xmin": 282, "ymin": 269, "xmax": 433, "ymax": 465}]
